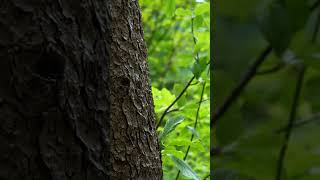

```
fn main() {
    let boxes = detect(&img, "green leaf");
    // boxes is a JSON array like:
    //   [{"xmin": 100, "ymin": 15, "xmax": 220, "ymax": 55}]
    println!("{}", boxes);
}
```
[
  {"xmin": 190, "ymin": 139, "xmax": 206, "ymax": 152},
  {"xmin": 186, "ymin": 126, "xmax": 200, "ymax": 139},
  {"xmin": 195, "ymin": 2, "xmax": 209, "ymax": 16},
  {"xmin": 168, "ymin": 139, "xmax": 193, "ymax": 146},
  {"xmin": 165, "ymin": 0, "xmax": 176, "ymax": 18},
  {"xmin": 160, "ymin": 142, "xmax": 166, "ymax": 150},
  {"xmin": 159, "ymin": 116, "xmax": 184, "ymax": 142},
  {"xmin": 152, "ymin": 87, "xmax": 176, "ymax": 114},
  {"xmin": 168, "ymin": 154, "xmax": 200, "ymax": 180},
  {"xmin": 175, "ymin": 8, "xmax": 193, "ymax": 18},
  {"xmin": 257, "ymin": 2, "xmax": 293, "ymax": 55},
  {"xmin": 192, "ymin": 56, "xmax": 208, "ymax": 78},
  {"xmin": 163, "ymin": 146, "xmax": 184, "ymax": 159},
  {"xmin": 142, "ymin": 0, "xmax": 210, "ymax": 178}
]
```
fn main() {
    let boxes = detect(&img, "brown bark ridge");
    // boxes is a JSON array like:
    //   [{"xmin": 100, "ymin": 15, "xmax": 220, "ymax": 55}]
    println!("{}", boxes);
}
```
[{"xmin": 0, "ymin": 0, "xmax": 162, "ymax": 179}]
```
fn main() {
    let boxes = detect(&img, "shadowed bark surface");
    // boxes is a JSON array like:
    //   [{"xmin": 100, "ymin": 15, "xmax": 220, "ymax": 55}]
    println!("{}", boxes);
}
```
[{"xmin": 0, "ymin": 0, "xmax": 162, "ymax": 179}]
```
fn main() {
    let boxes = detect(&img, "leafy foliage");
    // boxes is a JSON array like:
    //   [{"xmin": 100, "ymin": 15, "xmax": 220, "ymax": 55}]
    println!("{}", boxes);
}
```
[
  {"xmin": 159, "ymin": 116, "xmax": 185, "ymax": 143},
  {"xmin": 214, "ymin": 0, "xmax": 320, "ymax": 179},
  {"xmin": 169, "ymin": 154, "xmax": 201, "ymax": 180},
  {"xmin": 140, "ymin": 0, "xmax": 210, "ymax": 179}
]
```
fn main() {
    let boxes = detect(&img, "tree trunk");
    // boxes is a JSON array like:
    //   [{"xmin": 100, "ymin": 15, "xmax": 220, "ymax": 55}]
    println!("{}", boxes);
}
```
[{"xmin": 0, "ymin": 0, "xmax": 162, "ymax": 179}]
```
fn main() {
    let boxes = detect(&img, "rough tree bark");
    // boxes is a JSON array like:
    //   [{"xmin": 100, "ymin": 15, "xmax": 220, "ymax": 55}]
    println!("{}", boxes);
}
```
[{"xmin": 0, "ymin": 0, "xmax": 162, "ymax": 179}]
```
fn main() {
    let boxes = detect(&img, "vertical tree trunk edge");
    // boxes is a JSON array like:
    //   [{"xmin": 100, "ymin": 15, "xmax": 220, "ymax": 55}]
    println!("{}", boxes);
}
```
[{"xmin": 0, "ymin": 0, "xmax": 162, "ymax": 179}]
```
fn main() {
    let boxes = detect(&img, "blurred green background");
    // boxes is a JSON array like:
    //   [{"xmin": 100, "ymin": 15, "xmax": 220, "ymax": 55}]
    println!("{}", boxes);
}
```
[
  {"xmin": 213, "ymin": 0, "xmax": 320, "ymax": 179},
  {"xmin": 140, "ymin": 0, "xmax": 210, "ymax": 179}
]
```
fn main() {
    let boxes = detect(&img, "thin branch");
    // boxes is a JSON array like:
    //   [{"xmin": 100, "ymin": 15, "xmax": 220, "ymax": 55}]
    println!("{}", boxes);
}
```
[
  {"xmin": 175, "ymin": 12, "xmax": 207, "ymax": 179},
  {"xmin": 211, "ymin": 45, "xmax": 272, "ymax": 126},
  {"xmin": 156, "ymin": 12, "xmax": 205, "ymax": 129},
  {"xmin": 211, "ymin": 0, "xmax": 320, "ymax": 127},
  {"xmin": 190, "ymin": 81, "xmax": 200, "ymax": 86},
  {"xmin": 276, "ymin": 4, "xmax": 319, "ymax": 178},
  {"xmin": 276, "ymin": 112, "xmax": 320, "ymax": 133},
  {"xmin": 156, "ymin": 75, "xmax": 195, "ymax": 129},
  {"xmin": 197, "ymin": 98, "xmax": 209, "ymax": 104},
  {"xmin": 211, "ymin": 0, "xmax": 320, "ymax": 163},
  {"xmin": 211, "ymin": 112, "xmax": 320, "ymax": 157},
  {"xmin": 274, "ymin": 0, "xmax": 320, "ymax": 132},
  {"xmin": 166, "ymin": 108, "xmax": 180, "ymax": 114},
  {"xmin": 184, "ymin": 82, "xmax": 206, "ymax": 159},
  {"xmin": 175, "ymin": 82, "xmax": 206, "ymax": 180},
  {"xmin": 310, "ymin": 0, "xmax": 320, "ymax": 11},
  {"xmin": 275, "ymin": 67, "xmax": 306, "ymax": 180}
]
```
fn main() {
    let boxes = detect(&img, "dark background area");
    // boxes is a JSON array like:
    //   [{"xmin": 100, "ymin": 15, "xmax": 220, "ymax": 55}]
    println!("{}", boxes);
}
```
[{"xmin": 213, "ymin": 0, "xmax": 320, "ymax": 179}]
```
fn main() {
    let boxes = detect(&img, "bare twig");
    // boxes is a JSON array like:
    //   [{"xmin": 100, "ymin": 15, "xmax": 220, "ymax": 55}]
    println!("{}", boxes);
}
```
[
  {"xmin": 175, "ymin": 12, "xmax": 208, "ymax": 179},
  {"xmin": 211, "ymin": 45, "xmax": 272, "ymax": 126},
  {"xmin": 166, "ymin": 108, "xmax": 180, "ymax": 114},
  {"xmin": 276, "ymin": 112, "xmax": 320, "ymax": 133},
  {"xmin": 275, "ymin": 67, "xmax": 305, "ymax": 180},
  {"xmin": 175, "ymin": 81, "xmax": 206, "ymax": 180},
  {"xmin": 211, "ymin": 111, "xmax": 320, "ymax": 157},
  {"xmin": 156, "ymin": 75, "xmax": 195, "ymax": 129},
  {"xmin": 276, "ymin": 7, "xmax": 320, "ymax": 178},
  {"xmin": 211, "ymin": 0, "xmax": 320, "ymax": 126},
  {"xmin": 197, "ymin": 98, "xmax": 209, "ymax": 104},
  {"xmin": 211, "ymin": 0, "xmax": 320, "ymax": 164},
  {"xmin": 156, "ymin": 12, "xmax": 207, "ymax": 129},
  {"xmin": 310, "ymin": 0, "xmax": 320, "ymax": 11}
]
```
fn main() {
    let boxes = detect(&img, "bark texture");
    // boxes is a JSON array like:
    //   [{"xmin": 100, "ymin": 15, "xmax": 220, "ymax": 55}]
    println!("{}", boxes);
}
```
[{"xmin": 0, "ymin": 0, "xmax": 162, "ymax": 179}]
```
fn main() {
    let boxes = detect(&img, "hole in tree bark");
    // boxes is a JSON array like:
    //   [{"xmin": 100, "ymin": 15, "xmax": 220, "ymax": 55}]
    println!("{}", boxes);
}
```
[
  {"xmin": 35, "ymin": 50, "xmax": 65, "ymax": 80},
  {"xmin": 120, "ymin": 77, "xmax": 130, "ymax": 87}
]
